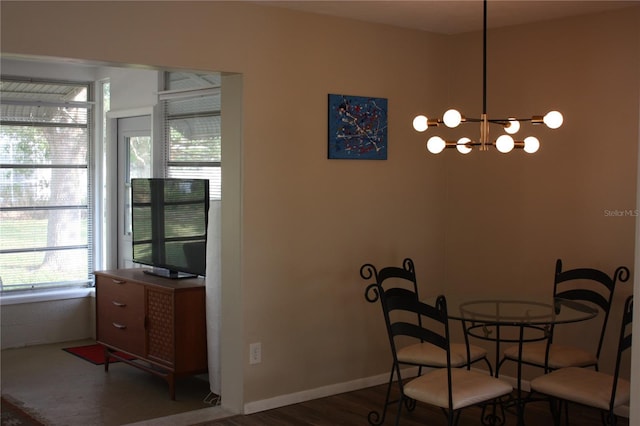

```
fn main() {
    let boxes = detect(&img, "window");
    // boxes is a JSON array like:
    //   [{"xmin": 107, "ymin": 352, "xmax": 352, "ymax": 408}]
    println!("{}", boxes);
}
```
[
  {"xmin": 161, "ymin": 72, "xmax": 221, "ymax": 199},
  {"xmin": 0, "ymin": 78, "xmax": 93, "ymax": 291}
]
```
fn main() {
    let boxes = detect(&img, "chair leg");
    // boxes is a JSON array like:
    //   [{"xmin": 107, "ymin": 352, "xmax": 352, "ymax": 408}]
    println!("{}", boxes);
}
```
[
  {"xmin": 367, "ymin": 364, "xmax": 395, "ymax": 425},
  {"xmin": 394, "ymin": 394, "xmax": 405, "ymax": 426},
  {"xmin": 547, "ymin": 398, "xmax": 562, "ymax": 426},
  {"xmin": 602, "ymin": 410, "xmax": 617, "ymax": 426},
  {"xmin": 452, "ymin": 409, "xmax": 461, "ymax": 426},
  {"xmin": 404, "ymin": 396, "xmax": 417, "ymax": 412},
  {"xmin": 480, "ymin": 398, "xmax": 506, "ymax": 425}
]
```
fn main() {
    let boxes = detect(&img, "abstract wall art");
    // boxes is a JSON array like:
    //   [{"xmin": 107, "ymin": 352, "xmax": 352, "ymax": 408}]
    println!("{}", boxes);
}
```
[{"xmin": 328, "ymin": 94, "xmax": 388, "ymax": 160}]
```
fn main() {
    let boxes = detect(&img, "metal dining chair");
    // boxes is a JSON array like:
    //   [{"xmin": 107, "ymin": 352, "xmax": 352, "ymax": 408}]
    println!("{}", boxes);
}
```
[
  {"xmin": 384, "ymin": 291, "xmax": 513, "ymax": 426},
  {"xmin": 498, "ymin": 259, "xmax": 629, "ymax": 375},
  {"xmin": 361, "ymin": 258, "xmax": 492, "ymax": 425},
  {"xmin": 530, "ymin": 295, "xmax": 633, "ymax": 426}
]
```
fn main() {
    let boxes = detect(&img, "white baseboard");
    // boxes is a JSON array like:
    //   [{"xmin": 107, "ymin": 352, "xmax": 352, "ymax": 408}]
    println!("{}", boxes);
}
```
[
  {"xmin": 244, "ymin": 372, "xmax": 385, "ymax": 414},
  {"xmin": 244, "ymin": 367, "xmax": 413, "ymax": 414},
  {"xmin": 243, "ymin": 368, "xmax": 628, "ymax": 419}
]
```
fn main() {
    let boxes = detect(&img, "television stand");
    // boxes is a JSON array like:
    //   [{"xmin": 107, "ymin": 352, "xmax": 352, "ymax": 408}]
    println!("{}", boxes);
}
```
[
  {"xmin": 143, "ymin": 267, "xmax": 197, "ymax": 280},
  {"xmin": 94, "ymin": 268, "xmax": 208, "ymax": 400}
]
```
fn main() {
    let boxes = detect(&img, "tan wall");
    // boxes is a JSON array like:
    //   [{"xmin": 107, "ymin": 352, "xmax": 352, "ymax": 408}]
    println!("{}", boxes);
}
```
[{"xmin": 1, "ymin": 0, "xmax": 638, "ymax": 412}]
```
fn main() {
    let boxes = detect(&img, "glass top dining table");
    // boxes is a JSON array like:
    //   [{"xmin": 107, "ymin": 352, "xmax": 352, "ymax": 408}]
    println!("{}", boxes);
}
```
[
  {"xmin": 422, "ymin": 294, "xmax": 599, "ymax": 356},
  {"xmin": 423, "ymin": 294, "xmax": 599, "ymax": 426},
  {"xmin": 445, "ymin": 296, "xmax": 598, "ymax": 325}
]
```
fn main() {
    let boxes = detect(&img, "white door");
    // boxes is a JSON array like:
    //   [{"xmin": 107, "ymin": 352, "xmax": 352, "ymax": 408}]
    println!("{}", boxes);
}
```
[{"xmin": 117, "ymin": 116, "xmax": 152, "ymax": 269}]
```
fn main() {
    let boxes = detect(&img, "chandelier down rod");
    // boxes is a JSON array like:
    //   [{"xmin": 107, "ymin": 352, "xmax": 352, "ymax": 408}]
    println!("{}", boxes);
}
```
[
  {"xmin": 483, "ymin": 0, "xmax": 487, "ymax": 117},
  {"xmin": 412, "ymin": 0, "xmax": 563, "ymax": 154}
]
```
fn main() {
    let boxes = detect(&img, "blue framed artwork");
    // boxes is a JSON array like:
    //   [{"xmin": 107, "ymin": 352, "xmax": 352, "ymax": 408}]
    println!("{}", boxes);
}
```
[{"xmin": 328, "ymin": 94, "xmax": 388, "ymax": 160}]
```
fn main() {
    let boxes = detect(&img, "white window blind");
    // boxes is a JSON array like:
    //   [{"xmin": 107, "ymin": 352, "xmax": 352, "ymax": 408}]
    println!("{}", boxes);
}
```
[
  {"xmin": 162, "ymin": 72, "xmax": 221, "ymax": 200},
  {"xmin": 0, "ymin": 78, "xmax": 93, "ymax": 291}
]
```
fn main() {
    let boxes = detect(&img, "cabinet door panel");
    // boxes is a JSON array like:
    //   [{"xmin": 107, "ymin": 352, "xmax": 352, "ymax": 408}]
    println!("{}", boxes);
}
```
[{"xmin": 146, "ymin": 288, "xmax": 175, "ymax": 365}]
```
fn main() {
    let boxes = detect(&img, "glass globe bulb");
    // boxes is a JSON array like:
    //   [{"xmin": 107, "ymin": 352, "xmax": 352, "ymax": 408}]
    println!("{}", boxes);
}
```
[
  {"xmin": 524, "ymin": 136, "xmax": 540, "ymax": 154},
  {"xmin": 495, "ymin": 135, "xmax": 514, "ymax": 153},
  {"xmin": 412, "ymin": 115, "xmax": 429, "ymax": 132},
  {"xmin": 443, "ymin": 109, "xmax": 462, "ymax": 128},
  {"xmin": 543, "ymin": 111, "xmax": 563, "ymax": 129},
  {"xmin": 427, "ymin": 136, "xmax": 446, "ymax": 154},
  {"xmin": 456, "ymin": 137, "xmax": 472, "ymax": 154},
  {"xmin": 504, "ymin": 119, "xmax": 520, "ymax": 135}
]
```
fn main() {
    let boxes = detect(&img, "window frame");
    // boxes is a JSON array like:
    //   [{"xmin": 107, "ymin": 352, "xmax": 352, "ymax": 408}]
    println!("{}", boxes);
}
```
[
  {"xmin": 0, "ymin": 76, "xmax": 95, "ymax": 292},
  {"xmin": 160, "ymin": 72, "xmax": 221, "ymax": 201}
]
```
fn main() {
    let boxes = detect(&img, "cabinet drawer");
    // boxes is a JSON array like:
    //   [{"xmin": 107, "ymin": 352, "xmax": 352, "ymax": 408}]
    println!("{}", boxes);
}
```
[{"xmin": 96, "ymin": 277, "xmax": 145, "ymax": 355}]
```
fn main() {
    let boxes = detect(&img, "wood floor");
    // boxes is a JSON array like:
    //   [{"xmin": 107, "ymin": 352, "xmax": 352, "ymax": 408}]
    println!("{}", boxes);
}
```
[{"xmin": 197, "ymin": 382, "xmax": 629, "ymax": 426}]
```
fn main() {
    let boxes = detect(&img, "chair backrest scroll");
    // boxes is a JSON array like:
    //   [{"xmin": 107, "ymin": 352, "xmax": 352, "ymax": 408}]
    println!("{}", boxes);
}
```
[{"xmin": 553, "ymin": 258, "xmax": 630, "ymax": 363}]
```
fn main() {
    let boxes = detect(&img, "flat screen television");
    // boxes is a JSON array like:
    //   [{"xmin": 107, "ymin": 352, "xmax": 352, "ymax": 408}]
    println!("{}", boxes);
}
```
[{"xmin": 131, "ymin": 178, "xmax": 210, "ymax": 279}]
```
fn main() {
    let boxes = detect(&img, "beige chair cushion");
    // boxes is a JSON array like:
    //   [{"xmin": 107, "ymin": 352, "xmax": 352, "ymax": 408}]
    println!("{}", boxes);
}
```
[
  {"xmin": 398, "ymin": 342, "xmax": 487, "ymax": 367},
  {"xmin": 503, "ymin": 342, "xmax": 597, "ymax": 369},
  {"xmin": 404, "ymin": 368, "xmax": 513, "ymax": 411},
  {"xmin": 530, "ymin": 366, "xmax": 630, "ymax": 410}
]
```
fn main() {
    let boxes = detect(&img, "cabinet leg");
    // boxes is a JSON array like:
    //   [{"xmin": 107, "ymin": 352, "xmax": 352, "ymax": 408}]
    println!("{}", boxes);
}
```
[
  {"xmin": 104, "ymin": 347, "xmax": 110, "ymax": 372},
  {"xmin": 168, "ymin": 373, "xmax": 176, "ymax": 400}
]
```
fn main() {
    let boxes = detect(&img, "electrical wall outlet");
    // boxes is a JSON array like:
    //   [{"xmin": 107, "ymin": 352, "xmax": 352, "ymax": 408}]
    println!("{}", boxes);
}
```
[{"xmin": 249, "ymin": 342, "xmax": 262, "ymax": 364}]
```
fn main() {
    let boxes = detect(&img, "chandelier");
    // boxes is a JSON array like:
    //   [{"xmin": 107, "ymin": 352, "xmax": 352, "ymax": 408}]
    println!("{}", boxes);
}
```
[{"xmin": 412, "ymin": 0, "xmax": 563, "ymax": 154}]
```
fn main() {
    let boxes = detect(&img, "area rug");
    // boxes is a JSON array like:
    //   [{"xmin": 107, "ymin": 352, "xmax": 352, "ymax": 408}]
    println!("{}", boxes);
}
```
[
  {"xmin": 1, "ymin": 395, "xmax": 47, "ymax": 426},
  {"xmin": 62, "ymin": 343, "xmax": 136, "ymax": 365}
]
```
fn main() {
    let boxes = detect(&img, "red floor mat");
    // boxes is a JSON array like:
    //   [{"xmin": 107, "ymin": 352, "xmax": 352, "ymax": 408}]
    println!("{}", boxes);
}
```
[{"xmin": 63, "ymin": 344, "xmax": 136, "ymax": 365}]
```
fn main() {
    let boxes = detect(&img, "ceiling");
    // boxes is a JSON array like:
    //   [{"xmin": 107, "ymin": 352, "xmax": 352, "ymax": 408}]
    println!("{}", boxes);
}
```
[{"xmin": 259, "ymin": 0, "xmax": 638, "ymax": 34}]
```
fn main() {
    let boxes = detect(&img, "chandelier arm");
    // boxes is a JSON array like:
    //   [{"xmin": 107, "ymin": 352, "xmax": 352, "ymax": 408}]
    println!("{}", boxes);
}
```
[
  {"xmin": 488, "ymin": 118, "xmax": 535, "ymax": 124},
  {"xmin": 447, "ymin": 138, "xmax": 529, "ymax": 145},
  {"xmin": 460, "ymin": 117, "xmax": 542, "ymax": 124}
]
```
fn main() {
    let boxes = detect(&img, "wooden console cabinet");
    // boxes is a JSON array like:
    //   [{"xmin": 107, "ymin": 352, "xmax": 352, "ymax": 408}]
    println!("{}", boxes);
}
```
[{"xmin": 94, "ymin": 269, "xmax": 208, "ymax": 400}]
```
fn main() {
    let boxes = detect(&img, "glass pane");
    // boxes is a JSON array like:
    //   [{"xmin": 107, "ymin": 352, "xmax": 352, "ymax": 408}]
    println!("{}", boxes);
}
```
[
  {"xmin": 0, "ymin": 249, "xmax": 89, "ymax": 290},
  {"xmin": 2, "ymin": 106, "xmax": 88, "ymax": 125},
  {"xmin": 0, "ymin": 209, "xmax": 87, "ymax": 250},
  {"xmin": 0, "ymin": 125, "xmax": 88, "ymax": 165},
  {"xmin": 168, "ymin": 115, "xmax": 221, "ymax": 162},
  {"xmin": 167, "ymin": 72, "xmax": 221, "ymax": 90},
  {"xmin": 125, "ymin": 136, "xmax": 152, "ymax": 236},
  {"xmin": 0, "ymin": 80, "xmax": 87, "ymax": 102},
  {"xmin": 166, "ymin": 94, "xmax": 219, "ymax": 115},
  {"xmin": 0, "ymin": 209, "xmax": 88, "ymax": 289},
  {"xmin": 167, "ymin": 166, "xmax": 221, "ymax": 200},
  {"xmin": 128, "ymin": 136, "xmax": 152, "ymax": 180},
  {"xmin": 0, "ymin": 168, "xmax": 87, "ymax": 208}
]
